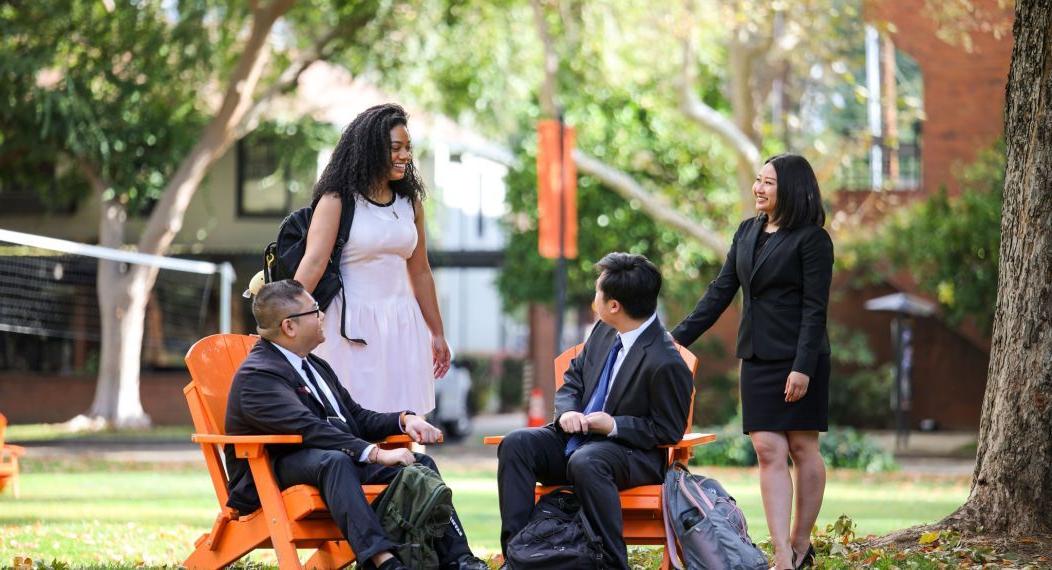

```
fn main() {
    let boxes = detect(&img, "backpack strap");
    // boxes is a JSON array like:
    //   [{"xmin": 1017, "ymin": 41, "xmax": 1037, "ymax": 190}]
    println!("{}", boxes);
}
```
[
  {"xmin": 663, "ymin": 463, "xmax": 686, "ymax": 570},
  {"xmin": 331, "ymin": 196, "xmax": 357, "ymax": 343}
]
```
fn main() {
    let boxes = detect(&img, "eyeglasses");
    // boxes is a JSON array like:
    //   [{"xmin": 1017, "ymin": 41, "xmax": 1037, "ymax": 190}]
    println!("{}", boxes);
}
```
[{"xmin": 284, "ymin": 302, "xmax": 321, "ymax": 322}]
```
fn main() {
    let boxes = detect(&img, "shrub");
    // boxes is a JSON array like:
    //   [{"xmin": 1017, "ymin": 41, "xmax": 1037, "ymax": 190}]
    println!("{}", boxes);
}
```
[
  {"xmin": 828, "ymin": 323, "xmax": 895, "ymax": 428},
  {"xmin": 691, "ymin": 422, "xmax": 897, "ymax": 472}
]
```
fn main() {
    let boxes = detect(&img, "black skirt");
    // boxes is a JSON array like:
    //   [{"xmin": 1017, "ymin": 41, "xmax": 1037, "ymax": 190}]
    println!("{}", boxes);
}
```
[{"xmin": 740, "ymin": 354, "xmax": 829, "ymax": 433}]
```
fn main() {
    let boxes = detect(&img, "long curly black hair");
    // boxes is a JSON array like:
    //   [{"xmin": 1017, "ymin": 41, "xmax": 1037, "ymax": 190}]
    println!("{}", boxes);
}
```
[{"xmin": 310, "ymin": 103, "xmax": 426, "ymax": 207}]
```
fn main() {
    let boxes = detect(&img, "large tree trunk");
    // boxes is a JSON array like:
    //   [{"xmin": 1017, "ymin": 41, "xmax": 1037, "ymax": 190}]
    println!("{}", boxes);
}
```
[
  {"xmin": 83, "ymin": 199, "xmax": 151, "ymax": 428},
  {"xmin": 76, "ymin": 0, "xmax": 294, "ymax": 428},
  {"xmin": 943, "ymin": 0, "xmax": 1052, "ymax": 536}
]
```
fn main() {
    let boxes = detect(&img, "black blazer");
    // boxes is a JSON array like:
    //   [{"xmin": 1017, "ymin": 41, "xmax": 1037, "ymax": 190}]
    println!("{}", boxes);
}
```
[
  {"xmin": 553, "ymin": 318, "xmax": 694, "ymax": 472},
  {"xmin": 671, "ymin": 215, "xmax": 834, "ymax": 377},
  {"xmin": 223, "ymin": 339, "xmax": 403, "ymax": 513}
]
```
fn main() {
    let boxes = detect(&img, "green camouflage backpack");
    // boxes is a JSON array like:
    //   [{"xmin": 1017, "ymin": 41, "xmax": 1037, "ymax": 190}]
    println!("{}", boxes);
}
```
[{"xmin": 372, "ymin": 463, "xmax": 454, "ymax": 570}]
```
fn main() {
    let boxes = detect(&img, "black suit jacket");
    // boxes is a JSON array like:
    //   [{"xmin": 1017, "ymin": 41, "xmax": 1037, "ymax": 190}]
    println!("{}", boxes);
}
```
[
  {"xmin": 671, "ymin": 215, "xmax": 834, "ymax": 377},
  {"xmin": 223, "ymin": 339, "xmax": 403, "ymax": 513},
  {"xmin": 553, "ymin": 318, "xmax": 694, "ymax": 472}
]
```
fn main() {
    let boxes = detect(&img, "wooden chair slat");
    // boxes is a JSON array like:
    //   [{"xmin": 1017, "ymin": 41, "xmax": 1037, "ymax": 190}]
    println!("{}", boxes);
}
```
[{"xmin": 0, "ymin": 412, "xmax": 22, "ymax": 498}]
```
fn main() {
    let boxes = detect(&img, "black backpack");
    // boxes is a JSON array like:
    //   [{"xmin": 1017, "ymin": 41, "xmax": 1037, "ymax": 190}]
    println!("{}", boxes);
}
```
[
  {"xmin": 505, "ymin": 487, "xmax": 606, "ymax": 569},
  {"xmin": 263, "ymin": 196, "xmax": 362, "ymax": 342}
]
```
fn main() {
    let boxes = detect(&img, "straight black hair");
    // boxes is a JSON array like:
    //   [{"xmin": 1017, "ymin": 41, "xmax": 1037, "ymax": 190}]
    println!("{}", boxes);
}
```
[
  {"xmin": 764, "ymin": 153, "xmax": 825, "ymax": 230},
  {"xmin": 595, "ymin": 253, "xmax": 662, "ymax": 320}
]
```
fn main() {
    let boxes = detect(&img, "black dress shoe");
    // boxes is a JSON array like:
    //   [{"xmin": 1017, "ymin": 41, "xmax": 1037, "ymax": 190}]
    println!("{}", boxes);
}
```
[
  {"xmin": 370, "ymin": 557, "xmax": 408, "ymax": 570},
  {"xmin": 794, "ymin": 544, "xmax": 816, "ymax": 569},
  {"xmin": 454, "ymin": 554, "xmax": 490, "ymax": 570}
]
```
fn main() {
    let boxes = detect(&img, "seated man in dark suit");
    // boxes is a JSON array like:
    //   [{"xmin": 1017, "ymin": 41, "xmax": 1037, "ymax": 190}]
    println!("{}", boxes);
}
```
[
  {"xmin": 497, "ymin": 253, "xmax": 694, "ymax": 569},
  {"xmin": 225, "ymin": 279, "xmax": 487, "ymax": 570}
]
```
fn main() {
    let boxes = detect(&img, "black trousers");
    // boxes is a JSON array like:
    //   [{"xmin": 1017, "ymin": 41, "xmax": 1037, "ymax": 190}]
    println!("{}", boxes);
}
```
[
  {"xmin": 274, "ymin": 449, "xmax": 472, "ymax": 566},
  {"xmin": 496, "ymin": 426, "xmax": 664, "ymax": 570}
]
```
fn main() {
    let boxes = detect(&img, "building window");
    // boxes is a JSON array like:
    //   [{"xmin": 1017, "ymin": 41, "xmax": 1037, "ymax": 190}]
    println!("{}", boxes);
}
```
[
  {"xmin": 236, "ymin": 136, "xmax": 316, "ymax": 217},
  {"xmin": 0, "ymin": 153, "xmax": 78, "ymax": 215}
]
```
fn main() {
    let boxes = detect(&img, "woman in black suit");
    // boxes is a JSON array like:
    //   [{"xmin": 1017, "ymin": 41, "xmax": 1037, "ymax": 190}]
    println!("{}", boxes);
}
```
[{"xmin": 672, "ymin": 154, "xmax": 833, "ymax": 570}]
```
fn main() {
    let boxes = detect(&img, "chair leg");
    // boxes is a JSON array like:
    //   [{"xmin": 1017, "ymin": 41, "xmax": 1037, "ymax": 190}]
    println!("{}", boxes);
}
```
[
  {"xmin": 183, "ymin": 517, "xmax": 270, "ymax": 570},
  {"xmin": 660, "ymin": 545, "xmax": 672, "ymax": 570},
  {"xmin": 306, "ymin": 540, "xmax": 356, "ymax": 569}
]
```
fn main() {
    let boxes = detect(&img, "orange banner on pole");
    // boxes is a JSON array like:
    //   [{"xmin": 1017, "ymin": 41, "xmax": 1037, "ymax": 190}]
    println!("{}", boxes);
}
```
[{"xmin": 537, "ymin": 119, "xmax": 578, "ymax": 259}]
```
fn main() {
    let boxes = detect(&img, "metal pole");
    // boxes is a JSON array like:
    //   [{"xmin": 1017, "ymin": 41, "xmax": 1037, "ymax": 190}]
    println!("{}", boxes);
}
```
[
  {"xmin": 554, "ymin": 110, "xmax": 567, "ymax": 356},
  {"xmin": 892, "ymin": 315, "xmax": 907, "ymax": 450},
  {"xmin": 219, "ymin": 262, "xmax": 236, "ymax": 333}
]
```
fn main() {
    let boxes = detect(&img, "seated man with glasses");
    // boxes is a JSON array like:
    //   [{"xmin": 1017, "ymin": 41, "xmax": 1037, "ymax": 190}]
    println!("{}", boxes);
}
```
[{"xmin": 224, "ymin": 279, "xmax": 487, "ymax": 570}]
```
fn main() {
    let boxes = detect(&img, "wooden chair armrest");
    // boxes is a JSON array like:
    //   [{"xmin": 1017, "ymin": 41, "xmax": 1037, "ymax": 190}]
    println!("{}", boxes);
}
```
[
  {"xmin": 659, "ymin": 432, "xmax": 718, "ymax": 449},
  {"xmin": 192, "ymin": 434, "xmax": 304, "ymax": 445},
  {"xmin": 378, "ymin": 434, "xmax": 443, "ymax": 448},
  {"xmin": 192, "ymin": 433, "xmax": 433, "ymax": 458},
  {"xmin": 1, "ymin": 444, "xmax": 26, "ymax": 457},
  {"xmin": 486, "ymin": 433, "xmax": 715, "ymax": 450}
]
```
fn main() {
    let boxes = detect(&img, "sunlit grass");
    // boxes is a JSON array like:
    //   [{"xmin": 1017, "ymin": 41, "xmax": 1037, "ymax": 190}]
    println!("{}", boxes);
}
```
[{"xmin": 0, "ymin": 460, "xmax": 969, "ymax": 568}]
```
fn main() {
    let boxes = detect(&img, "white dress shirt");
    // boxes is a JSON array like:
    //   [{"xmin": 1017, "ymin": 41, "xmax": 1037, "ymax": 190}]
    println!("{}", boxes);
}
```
[
  {"xmin": 273, "ymin": 343, "xmax": 346, "ymax": 422},
  {"xmin": 274, "ymin": 343, "xmax": 385, "ymax": 463}
]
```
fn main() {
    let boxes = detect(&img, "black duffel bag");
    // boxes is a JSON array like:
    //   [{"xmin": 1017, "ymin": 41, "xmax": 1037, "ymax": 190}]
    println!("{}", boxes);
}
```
[{"xmin": 506, "ymin": 487, "xmax": 606, "ymax": 569}]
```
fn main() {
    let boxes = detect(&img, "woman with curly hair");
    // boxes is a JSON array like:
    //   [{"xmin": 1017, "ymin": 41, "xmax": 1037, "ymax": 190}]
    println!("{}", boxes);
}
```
[{"xmin": 295, "ymin": 103, "xmax": 449, "ymax": 415}]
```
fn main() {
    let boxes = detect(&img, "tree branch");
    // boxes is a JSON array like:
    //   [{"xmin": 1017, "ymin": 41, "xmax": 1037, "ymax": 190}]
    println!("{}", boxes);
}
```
[
  {"xmin": 574, "ymin": 150, "xmax": 729, "ymax": 259},
  {"xmin": 137, "ymin": 0, "xmax": 295, "ymax": 257},
  {"xmin": 235, "ymin": 25, "xmax": 343, "ymax": 138},
  {"xmin": 678, "ymin": 7, "xmax": 760, "ymax": 168},
  {"xmin": 529, "ymin": 0, "xmax": 728, "ymax": 258},
  {"xmin": 530, "ymin": 0, "xmax": 559, "ymax": 117}
]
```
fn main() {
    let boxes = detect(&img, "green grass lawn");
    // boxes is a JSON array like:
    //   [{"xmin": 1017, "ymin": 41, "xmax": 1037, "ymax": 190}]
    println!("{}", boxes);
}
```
[{"xmin": 0, "ymin": 459, "xmax": 970, "ymax": 568}]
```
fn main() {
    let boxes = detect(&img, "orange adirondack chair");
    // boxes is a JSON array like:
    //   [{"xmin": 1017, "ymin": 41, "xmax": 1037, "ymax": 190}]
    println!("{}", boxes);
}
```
[
  {"xmin": 0, "ymin": 413, "xmax": 26, "ymax": 498},
  {"xmin": 484, "ymin": 342, "xmax": 716, "ymax": 569},
  {"xmin": 183, "ymin": 333, "xmax": 414, "ymax": 570}
]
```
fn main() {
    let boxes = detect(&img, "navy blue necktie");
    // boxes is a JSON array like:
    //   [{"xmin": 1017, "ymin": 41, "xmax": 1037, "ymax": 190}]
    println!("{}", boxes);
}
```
[{"xmin": 565, "ymin": 336, "xmax": 623, "ymax": 456}]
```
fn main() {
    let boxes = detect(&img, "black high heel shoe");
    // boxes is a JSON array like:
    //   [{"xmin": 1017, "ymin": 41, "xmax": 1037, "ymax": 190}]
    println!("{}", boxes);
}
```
[{"xmin": 793, "ymin": 544, "xmax": 816, "ymax": 569}]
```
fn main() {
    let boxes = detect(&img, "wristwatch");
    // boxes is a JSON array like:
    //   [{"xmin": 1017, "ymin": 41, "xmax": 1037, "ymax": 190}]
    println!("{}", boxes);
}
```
[{"xmin": 399, "ymin": 410, "xmax": 416, "ymax": 431}]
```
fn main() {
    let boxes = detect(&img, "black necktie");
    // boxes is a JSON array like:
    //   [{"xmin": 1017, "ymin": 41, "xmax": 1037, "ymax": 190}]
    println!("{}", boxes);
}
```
[{"xmin": 301, "ymin": 360, "xmax": 340, "ymax": 418}]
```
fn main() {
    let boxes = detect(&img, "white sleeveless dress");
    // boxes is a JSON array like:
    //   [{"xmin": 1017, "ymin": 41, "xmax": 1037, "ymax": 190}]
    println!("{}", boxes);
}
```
[{"xmin": 313, "ymin": 194, "xmax": 435, "ymax": 414}]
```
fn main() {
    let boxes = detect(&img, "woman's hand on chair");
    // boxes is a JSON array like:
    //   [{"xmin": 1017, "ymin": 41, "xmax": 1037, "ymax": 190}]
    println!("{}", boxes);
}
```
[{"xmin": 784, "ymin": 371, "xmax": 810, "ymax": 402}]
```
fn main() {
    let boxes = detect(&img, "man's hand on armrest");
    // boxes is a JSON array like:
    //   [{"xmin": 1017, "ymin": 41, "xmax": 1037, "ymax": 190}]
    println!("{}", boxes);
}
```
[{"xmin": 403, "ymin": 414, "xmax": 443, "ymax": 444}]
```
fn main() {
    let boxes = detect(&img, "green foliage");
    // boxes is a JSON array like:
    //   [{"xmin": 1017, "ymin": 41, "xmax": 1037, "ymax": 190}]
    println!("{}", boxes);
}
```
[
  {"xmin": 843, "ymin": 142, "xmax": 1005, "ymax": 333},
  {"xmin": 453, "ymin": 355, "xmax": 527, "ymax": 413},
  {"xmin": 828, "ymin": 323, "xmax": 894, "ymax": 428},
  {"xmin": 243, "ymin": 118, "xmax": 340, "ymax": 206},
  {"xmin": 819, "ymin": 428, "xmax": 898, "ymax": 472},
  {"xmin": 691, "ymin": 424, "xmax": 897, "ymax": 472},
  {"xmin": 0, "ymin": 1, "xmax": 235, "ymax": 211}
]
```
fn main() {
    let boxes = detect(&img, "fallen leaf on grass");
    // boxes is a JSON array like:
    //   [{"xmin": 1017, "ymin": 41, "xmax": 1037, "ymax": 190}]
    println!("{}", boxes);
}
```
[{"xmin": 919, "ymin": 530, "xmax": 941, "ymax": 545}]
